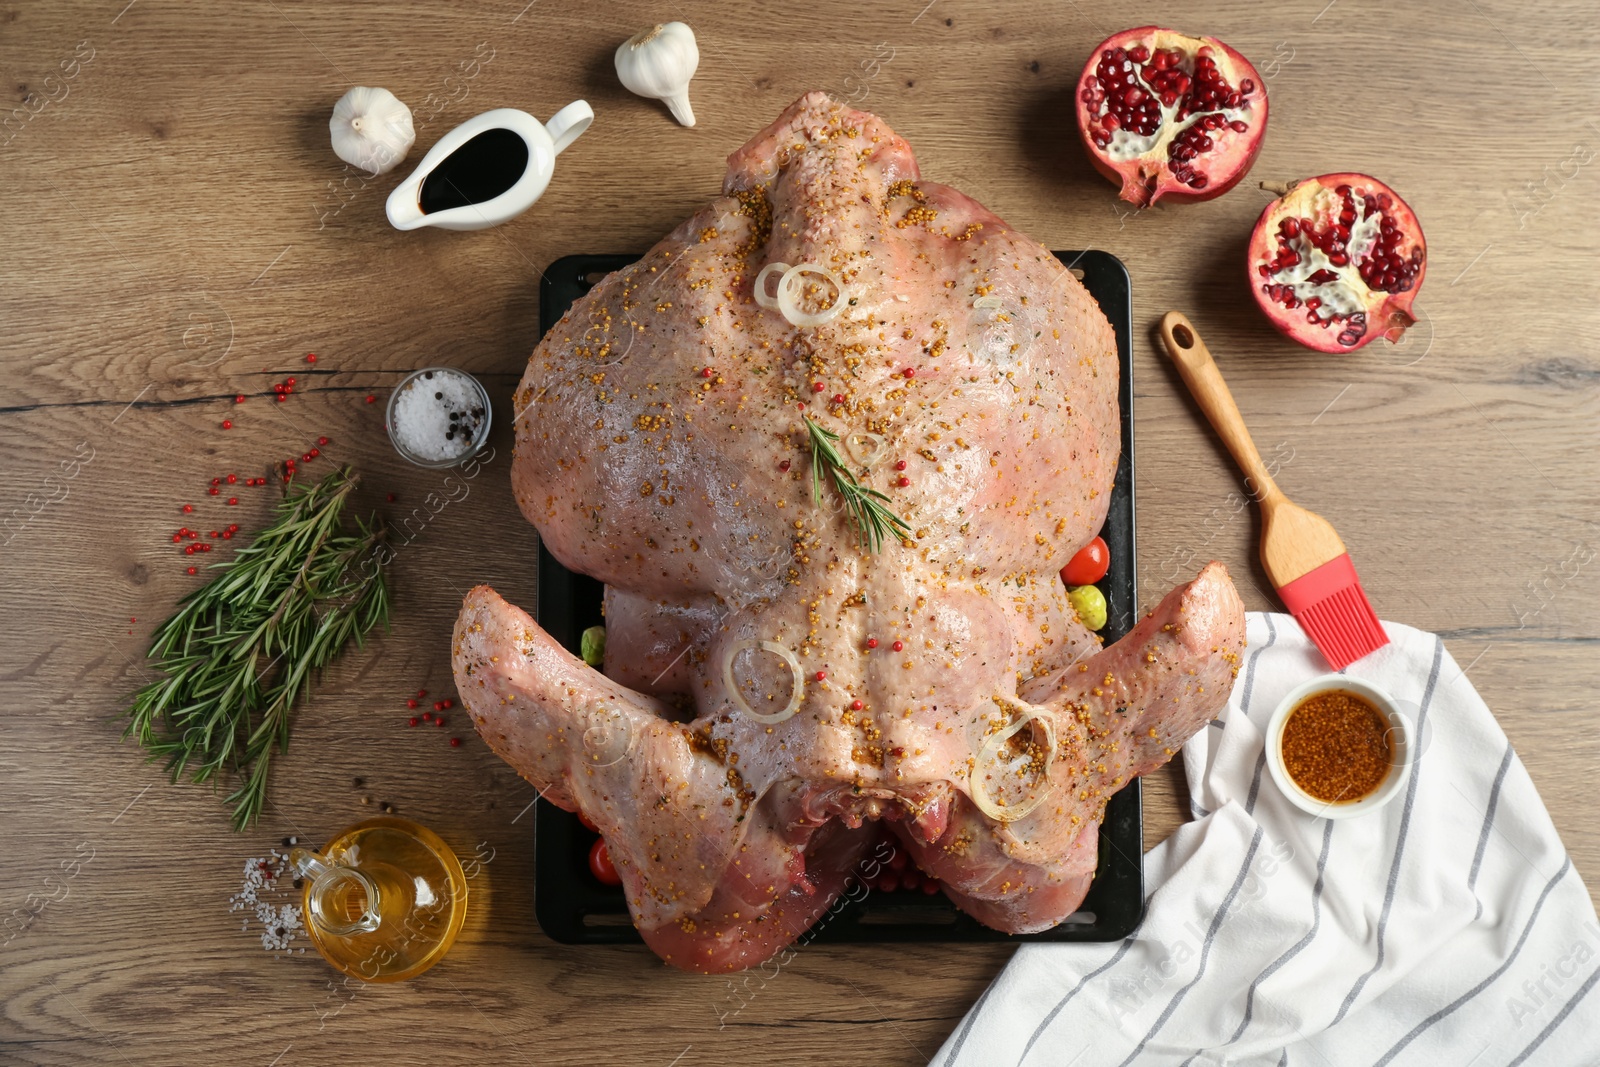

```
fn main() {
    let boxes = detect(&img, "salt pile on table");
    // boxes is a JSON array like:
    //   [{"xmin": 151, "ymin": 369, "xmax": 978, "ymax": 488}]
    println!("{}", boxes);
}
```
[{"xmin": 390, "ymin": 369, "xmax": 487, "ymax": 462}]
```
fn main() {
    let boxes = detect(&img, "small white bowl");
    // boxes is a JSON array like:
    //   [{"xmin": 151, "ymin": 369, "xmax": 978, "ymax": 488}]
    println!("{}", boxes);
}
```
[{"xmin": 1264, "ymin": 675, "xmax": 1413, "ymax": 820}]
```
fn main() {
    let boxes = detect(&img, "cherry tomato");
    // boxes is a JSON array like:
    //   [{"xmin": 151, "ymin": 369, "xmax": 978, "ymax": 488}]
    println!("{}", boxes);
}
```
[
  {"xmin": 588, "ymin": 837, "xmax": 622, "ymax": 885},
  {"xmin": 577, "ymin": 810, "xmax": 598, "ymax": 832},
  {"xmin": 1061, "ymin": 535, "xmax": 1110, "ymax": 586}
]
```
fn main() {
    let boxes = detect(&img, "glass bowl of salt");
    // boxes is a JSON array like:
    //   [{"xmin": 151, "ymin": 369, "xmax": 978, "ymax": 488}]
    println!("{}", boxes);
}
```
[{"xmin": 386, "ymin": 368, "xmax": 493, "ymax": 468}]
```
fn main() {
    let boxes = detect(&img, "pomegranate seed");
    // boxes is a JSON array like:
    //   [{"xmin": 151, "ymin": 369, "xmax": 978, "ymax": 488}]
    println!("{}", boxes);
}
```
[
  {"xmin": 443, "ymin": 698, "xmax": 453, "ymax": 709},
  {"xmin": 181, "ymin": 504, "xmax": 193, "ymax": 513},
  {"xmin": 867, "ymin": 638, "xmax": 879, "ymax": 649},
  {"xmin": 434, "ymin": 701, "xmax": 443, "ymax": 711},
  {"xmin": 318, "ymin": 436, "xmax": 329, "ymax": 446},
  {"xmin": 276, "ymin": 394, "xmax": 287, "ymax": 403},
  {"xmin": 450, "ymin": 737, "xmax": 462, "ymax": 747},
  {"xmin": 779, "ymin": 459, "xmax": 791, "ymax": 472},
  {"xmin": 235, "ymin": 395, "xmax": 246, "ymax": 404},
  {"xmin": 187, "ymin": 566, "xmax": 197, "ymax": 575},
  {"xmin": 1128, "ymin": 45, "xmax": 1149, "ymax": 62},
  {"xmin": 222, "ymin": 530, "xmax": 233, "ymax": 539},
  {"xmin": 894, "ymin": 459, "xmax": 908, "ymax": 471},
  {"xmin": 815, "ymin": 671, "xmax": 827, "ymax": 681},
  {"xmin": 902, "ymin": 366, "xmax": 916, "ymax": 378},
  {"xmin": 812, "ymin": 382, "xmax": 825, "ymax": 393},
  {"xmin": 208, "ymin": 487, "xmax": 219, "ymax": 496},
  {"xmin": 851, "ymin": 700, "xmax": 864, "ymax": 711},
  {"xmin": 897, "ymin": 476, "xmax": 910, "ymax": 487},
  {"xmin": 1230, "ymin": 120, "xmax": 1249, "ymax": 133},
  {"xmin": 409, "ymin": 717, "xmax": 419, "ymax": 727},
  {"xmin": 306, "ymin": 353, "xmax": 317, "ymax": 363},
  {"xmin": 892, "ymin": 641, "xmax": 904, "ymax": 652},
  {"xmin": 436, "ymin": 717, "xmax": 447, "ymax": 727},
  {"xmin": 221, "ymin": 419, "xmax": 233, "ymax": 429},
  {"xmin": 419, "ymin": 689, "xmax": 427, "ymax": 696},
  {"xmin": 184, "ymin": 545, "xmax": 195, "ymax": 555},
  {"xmin": 172, "ymin": 534, "xmax": 182, "ymax": 543},
  {"xmin": 387, "ymin": 493, "xmax": 397, "ymax": 502},
  {"xmin": 701, "ymin": 367, "xmax": 713, "ymax": 378},
  {"xmin": 833, "ymin": 394, "xmax": 846, "ymax": 404},
  {"xmin": 408, "ymin": 699, "xmax": 418, "ymax": 708},
  {"xmin": 226, "ymin": 474, "xmax": 237, "ymax": 484},
  {"xmin": 423, "ymin": 711, "xmax": 433, "ymax": 722},
  {"xmin": 286, "ymin": 377, "xmax": 296, "ymax": 387},
  {"xmin": 228, "ymin": 497, "xmax": 238, "ymax": 505},
  {"xmin": 366, "ymin": 395, "xmax": 376, "ymax": 403}
]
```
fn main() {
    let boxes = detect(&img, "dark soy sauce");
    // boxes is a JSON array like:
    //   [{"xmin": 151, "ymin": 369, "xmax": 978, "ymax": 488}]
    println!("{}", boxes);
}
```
[{"xmin": 419, "ymin": 128, "xmax": 530, "ymax": 214}]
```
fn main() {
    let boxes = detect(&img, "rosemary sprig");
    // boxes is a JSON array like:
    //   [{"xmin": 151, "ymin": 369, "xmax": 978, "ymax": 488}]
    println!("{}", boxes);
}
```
[
  {"xmin": 803, "ymin": 416, "xmax": 911, "ymax": 553},
  {"xmin": 124, "ymin": 467, "xmax": 390, "ymax": 830}
]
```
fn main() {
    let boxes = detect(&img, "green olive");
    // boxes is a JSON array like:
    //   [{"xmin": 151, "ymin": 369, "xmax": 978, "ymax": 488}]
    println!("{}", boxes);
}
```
[
  {"xmin": 1068, "ymin": 585, "xmax": 1108, "ymax": 631},
  {"xmin": 580, "ymin": 625, "xmax": 606, "ymax": 667}
]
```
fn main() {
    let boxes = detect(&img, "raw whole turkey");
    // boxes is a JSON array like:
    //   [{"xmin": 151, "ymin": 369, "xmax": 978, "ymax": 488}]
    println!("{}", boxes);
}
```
[{"xmin": 452, "ymin": 92, "xmax": 1246, "ymax": 973}]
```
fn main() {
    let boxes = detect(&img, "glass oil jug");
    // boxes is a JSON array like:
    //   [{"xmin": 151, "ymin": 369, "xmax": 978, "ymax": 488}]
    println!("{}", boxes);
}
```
[{"xmin": 290, "ymin": 816, "xmax": 468, "ymax": 982}]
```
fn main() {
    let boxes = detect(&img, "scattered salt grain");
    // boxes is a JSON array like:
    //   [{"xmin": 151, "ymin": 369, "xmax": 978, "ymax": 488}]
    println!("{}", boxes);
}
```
[
  {"xmin": 389, "ymin": 368, "xmax": 488, "ymax": 463},
  {"xmin": 229, "ymin": 848, "xmax": 304, "ymax": 956}
]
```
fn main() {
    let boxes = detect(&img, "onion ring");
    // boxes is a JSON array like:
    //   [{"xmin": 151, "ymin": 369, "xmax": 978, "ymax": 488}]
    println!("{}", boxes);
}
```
[
  {"xmin": 970, "ymin": 707, "xmax": 1057, "ymax": 822},
  {"xmin": 753, "ymin": 261, "xmax": 792, "ymax": 310},
  {"xmin": 776, "ymin": 263, "xmax": 847, "ymax": 327},
  {"xmin": 722, "ymin": 640, "xmax": 805, "ymax": 724},
  {"xmin": 843, "ymin": 431, "xmax": 887, "ymax": 469}
]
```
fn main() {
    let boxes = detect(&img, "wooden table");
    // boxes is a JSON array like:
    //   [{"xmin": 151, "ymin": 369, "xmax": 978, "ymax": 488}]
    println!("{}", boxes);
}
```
[{"xmin": 4, "ymin": 1, "xmax": 1595, "ymax": 1063}]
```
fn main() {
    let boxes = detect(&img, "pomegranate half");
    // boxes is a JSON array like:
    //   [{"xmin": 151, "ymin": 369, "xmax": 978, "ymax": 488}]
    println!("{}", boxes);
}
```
[
  {"xmin": 1248, "ymin": 174, "xmax": 1426, "ymax": 352},
  {"xmin": 1075, "ymin": 27, "xmax": 1268, "ymax": 207}
]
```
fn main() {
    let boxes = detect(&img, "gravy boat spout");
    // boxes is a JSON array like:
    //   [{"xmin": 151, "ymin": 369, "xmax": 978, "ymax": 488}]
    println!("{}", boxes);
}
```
[{"xmin": 385, "ymin": 169, "xmax": 429, "ymax": 230}]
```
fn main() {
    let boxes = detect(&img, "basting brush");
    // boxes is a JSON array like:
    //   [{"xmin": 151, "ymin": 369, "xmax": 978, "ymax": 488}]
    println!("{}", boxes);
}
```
[{"xmin": 1157, "ymin": 311, "xmax": 1389, "ymax": 670}]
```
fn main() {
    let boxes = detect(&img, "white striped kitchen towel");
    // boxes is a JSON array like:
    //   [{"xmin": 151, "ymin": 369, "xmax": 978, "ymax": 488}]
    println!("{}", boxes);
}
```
[{"xmin": 932, "ymin": 613, "xmax": 1600, "ymax": 1067}]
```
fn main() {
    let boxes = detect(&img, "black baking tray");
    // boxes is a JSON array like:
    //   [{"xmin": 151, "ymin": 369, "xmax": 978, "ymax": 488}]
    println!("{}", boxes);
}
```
[{"xmin": 532, "ymin": 250, "xmax": 1139, "ymax": 946}]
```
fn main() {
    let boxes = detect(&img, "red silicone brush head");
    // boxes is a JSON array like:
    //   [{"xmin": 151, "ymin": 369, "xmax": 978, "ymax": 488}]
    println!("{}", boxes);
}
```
[{"xmin": 1276, "ymin": 553, "xmax": 1389, "ymax": 670}]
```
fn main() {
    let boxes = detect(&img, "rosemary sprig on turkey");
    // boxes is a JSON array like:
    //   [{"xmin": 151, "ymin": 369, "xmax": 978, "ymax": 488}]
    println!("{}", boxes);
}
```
[
  {"xmin": 803, "ymin": 415, "xmax": 910, "ymax": 553},
  {"xmin": 123, "ymin": 468, "xmax": 390, "ymax": 830}
]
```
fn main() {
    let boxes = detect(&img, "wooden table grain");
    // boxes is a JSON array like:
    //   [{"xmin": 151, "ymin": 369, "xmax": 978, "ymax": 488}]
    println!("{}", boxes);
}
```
[{"xmin": 3, "ymin": 1, "xmax": 1596, "ymax": 1063}]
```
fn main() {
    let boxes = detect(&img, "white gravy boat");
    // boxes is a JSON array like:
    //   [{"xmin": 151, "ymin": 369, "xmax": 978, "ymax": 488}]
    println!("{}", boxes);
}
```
[{"xmin": 386, "ymin": 102, "xmax": 593, "ymax": 231}]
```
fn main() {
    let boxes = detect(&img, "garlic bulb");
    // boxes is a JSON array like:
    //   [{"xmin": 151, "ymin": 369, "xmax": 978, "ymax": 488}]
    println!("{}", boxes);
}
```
[
  {"xmin": 330, "ymin": 87, "xmax": 415, "ymax": 175},
  {"xmin": 614, "ymin": 22, "xmax": 699, "ymax": 127}
]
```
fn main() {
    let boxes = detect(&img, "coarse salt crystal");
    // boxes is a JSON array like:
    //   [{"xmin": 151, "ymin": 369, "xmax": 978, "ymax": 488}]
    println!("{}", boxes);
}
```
[
  {"xmin": 230, "ymin": 849, "xmax": 303, "ymax": 955},
  {"xmin": 390, "ymin": 369, "xmax": 486, "ymax": 463}
]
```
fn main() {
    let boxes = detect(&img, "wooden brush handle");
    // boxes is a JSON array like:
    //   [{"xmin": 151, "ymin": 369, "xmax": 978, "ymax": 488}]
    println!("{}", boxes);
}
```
[{"xmin": 1156, "ymin": 311, "xmax": 1284, "ymax": 506}]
